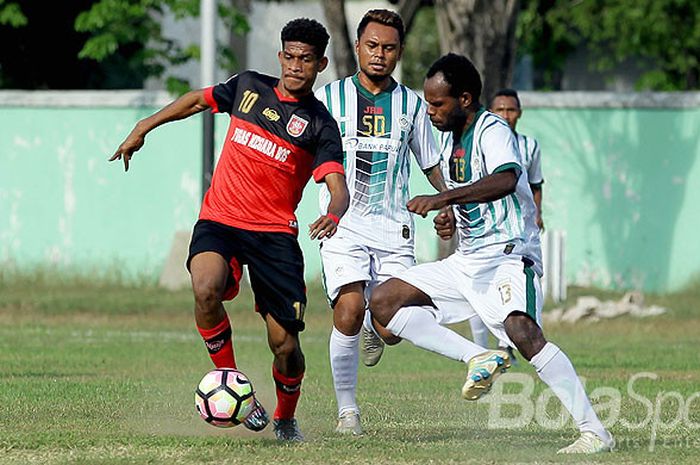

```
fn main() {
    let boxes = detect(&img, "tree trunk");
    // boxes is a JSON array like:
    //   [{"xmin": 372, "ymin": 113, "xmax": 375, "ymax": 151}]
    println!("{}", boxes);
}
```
[
  {"xmin": 321, "ymin": 0, "xmax": 357, "ymax": 77},
  {"xmin": 434, "ymin": 0, "xmax": 520, "ymax": 104}
]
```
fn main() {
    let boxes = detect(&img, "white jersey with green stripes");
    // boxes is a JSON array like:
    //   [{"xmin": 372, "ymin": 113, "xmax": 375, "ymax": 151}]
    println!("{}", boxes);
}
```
[
  {"xmin": 516, "ymin": 132, "xmax": 544, "ymax": 185},
  {"xmin": 436, "ymin": 108, "xmax": 543, "ymax": 274},
  {"xmin": 314, "ymin": 74, "xmax": 440, "ymax": 249}
]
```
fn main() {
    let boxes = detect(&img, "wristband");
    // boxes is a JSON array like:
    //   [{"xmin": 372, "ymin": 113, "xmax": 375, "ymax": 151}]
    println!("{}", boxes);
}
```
[{"xmin": 326, "ymin": 212, "xmax": 340, "ymax": 225}]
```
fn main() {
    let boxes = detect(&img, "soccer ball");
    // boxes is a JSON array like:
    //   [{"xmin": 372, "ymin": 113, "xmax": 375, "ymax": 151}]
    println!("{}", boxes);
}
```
[{"xmin": 194, "ymin": 368, "xmax": 256, "ymax": 427}]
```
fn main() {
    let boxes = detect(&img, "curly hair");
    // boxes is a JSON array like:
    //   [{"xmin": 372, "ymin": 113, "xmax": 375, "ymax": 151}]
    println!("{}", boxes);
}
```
[
  {"xmin": 426, "ymin": 53, "xmax": 482, "ymax": 104},
  {"xmin": 357, "ymin": 9, "xmax": 405, "ymax": 45},
  {"xmin": 491, "ymin": 88, "xmax": 521, "ymax": 109},
  {"xmin": 281, "ymin": 18, "xmax": 330, "ymax": 58}
]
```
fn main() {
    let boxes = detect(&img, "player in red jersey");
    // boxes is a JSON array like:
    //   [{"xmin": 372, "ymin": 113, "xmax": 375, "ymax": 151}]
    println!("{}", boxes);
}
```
[{"xmin": 110, "ymin": 18, "xmax": 349, "ymax": 442}]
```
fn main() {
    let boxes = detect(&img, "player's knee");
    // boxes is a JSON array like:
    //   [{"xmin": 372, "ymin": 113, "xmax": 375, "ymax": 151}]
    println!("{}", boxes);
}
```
[
  {"xmin": 333, "ymin": 298, "xmax": 365, "ymax": 334},
  {"xmin": 504, "ymin": 312, "xmax": 546, "ymax": 360},
  {"xmin": 269, "ymin": 337, "xmax": 300, "ymax": 362},
  {"xmin": 368, "ymin": 284, "xmax": 398, "ymax": 325},
  {"xmin": 192, "ymin": 280, "xmax": 223, "ymax": 314}
]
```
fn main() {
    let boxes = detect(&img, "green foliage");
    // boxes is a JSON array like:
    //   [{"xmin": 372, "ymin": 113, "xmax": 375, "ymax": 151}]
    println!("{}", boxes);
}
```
[
  {"xmin": 401, "ymin": 7, "xmax": 441, "ymax": 90},
  {"xmin": 518, "ymin": 0, "xmax": 700, "ymax": 90},
  {"xmin": 75, "ymin": 0, "xmax": 249, "ymax": 94},
  {"xmin": 0, "ymin": 1, "xmax": 26, "ymax": 27}
]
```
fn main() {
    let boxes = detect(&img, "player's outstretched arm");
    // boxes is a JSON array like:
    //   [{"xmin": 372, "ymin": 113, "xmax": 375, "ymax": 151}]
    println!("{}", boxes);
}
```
[
  {"xmin": 408, "ymin": 169, "xmax": 518, "ymax": 218},
  {"xmin": 109, "ymin": 89, "xmax": 211, "ymax": 172},
  {"xmin": 309, "ymin": 172, "xmax": 349, "ymax": 240}
]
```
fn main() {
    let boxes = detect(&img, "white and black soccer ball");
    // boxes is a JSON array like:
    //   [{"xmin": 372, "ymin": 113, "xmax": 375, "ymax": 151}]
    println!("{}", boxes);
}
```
[{"xmin": 194, "ymin": 368, "xmax": 255, "ymax": 427}]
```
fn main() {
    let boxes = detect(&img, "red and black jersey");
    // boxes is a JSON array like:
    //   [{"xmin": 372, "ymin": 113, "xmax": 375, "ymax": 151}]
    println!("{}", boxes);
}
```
[{"xmin": 200, "ymin": 71, "xmax": 344, "ymax": 235}]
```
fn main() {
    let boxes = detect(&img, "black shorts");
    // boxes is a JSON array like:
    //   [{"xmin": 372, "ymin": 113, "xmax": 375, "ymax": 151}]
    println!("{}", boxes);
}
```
[{"xmin": 187, "ymin": 220, "xmax": 306, "ymax": 332}]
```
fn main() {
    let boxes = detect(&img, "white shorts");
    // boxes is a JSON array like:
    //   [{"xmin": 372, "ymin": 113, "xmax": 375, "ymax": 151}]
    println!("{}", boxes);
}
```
[
  {"xmin": 320, "ymin": 233, "xmax": 415, "ymax": 305},
  {"xmin": 396, "ymin": 253, "xmax": 543, "ymax": 348}
]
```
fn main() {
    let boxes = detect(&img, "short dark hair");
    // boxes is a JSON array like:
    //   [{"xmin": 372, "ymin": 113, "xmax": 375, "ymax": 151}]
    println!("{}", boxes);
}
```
[
  {"xmin": 357, "ymin": 9, "xmax": 405, "ymax": 45},
  {"xmin": 426, "ymin": 53, "xmax": 482, "ymax": 104},
  {"xmin": 281, "ymin": 18, "xmax": 330, "ymax": 58},
  {"xmin": 491, "ymin": 88, "xmax": 521, "ymax": 108}
]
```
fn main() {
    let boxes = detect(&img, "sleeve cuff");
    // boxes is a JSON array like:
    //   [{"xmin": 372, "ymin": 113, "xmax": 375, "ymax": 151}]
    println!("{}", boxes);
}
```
[
  {"xmin": 203, "ymin": 86, "xmax": 219, "ymax": 114},
  {"xmin": 493, "ymin": 162, "xmax": 521, "ymax": 177},
  {"xmin": 313, "ymin": 161, "xmax": 345, "ymax": 182}
]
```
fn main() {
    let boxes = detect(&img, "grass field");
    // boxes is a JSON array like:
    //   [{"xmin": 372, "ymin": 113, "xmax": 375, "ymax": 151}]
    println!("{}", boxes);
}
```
[{"xmin": 1, "ymin": 273, "xmax": 699, "ymax": 464}]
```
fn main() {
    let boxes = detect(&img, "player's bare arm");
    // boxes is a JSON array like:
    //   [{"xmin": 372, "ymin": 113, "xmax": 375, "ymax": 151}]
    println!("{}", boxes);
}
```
[
  {"xmin": 110, "ymin": 89, "xmax": 210, "ymax": 171},
  {"xmin": 531, "ymin": 183, "xmax": 544, "ymax": 230},
  {"xmin": 408, "ymin": 169, "xmax": 518, "ymax": 217},
  {"xmin": 422, "ymin": 165, "xmax": 455, "ymax": 238},
  {"xmin": 309, "ymin": 172, "xmax": 349, "ymax": 240}
]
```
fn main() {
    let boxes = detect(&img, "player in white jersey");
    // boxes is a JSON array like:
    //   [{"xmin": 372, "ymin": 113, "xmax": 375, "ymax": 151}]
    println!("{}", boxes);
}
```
[
  {"xmin": 466, "ymin": 88, "xmax": 548, "ymax": 356},
  {"xmin": 314, "ymin": 9, "xmax": 447, "ymax": 436},
  {"xmin": 369, "ymin": 54, "xmax": 614, "ymax": 454},
  {"xmin": 490, "ymin": 88, "xmax": 544, "ymax": 229}
]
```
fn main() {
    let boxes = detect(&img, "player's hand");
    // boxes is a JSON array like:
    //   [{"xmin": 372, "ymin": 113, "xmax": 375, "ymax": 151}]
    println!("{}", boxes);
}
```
[
  {"xmin": 433, "ymin": 206, "xmax": 455, "ymax": 240},
  {"xmin": 308, "ymin": 214, "xmax": 339, "ymax": 240},
  {"xmin": 407, "ymin": 194, "xmax": 446, "ymax": 218},
  {"xmin": 109, "ymin": 129, "xmax": 145, "ymax": 172}
]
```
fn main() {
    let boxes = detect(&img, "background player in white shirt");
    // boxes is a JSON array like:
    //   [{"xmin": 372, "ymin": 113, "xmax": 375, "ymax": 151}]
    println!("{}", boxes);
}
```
[
  {"xmin": 490, "ymin": 88, "xmax": 544, "ymax": 229},
  {"xmin": 314, "ymin": 9, "xmax": 448, "ymax": 435},
  {"xmin": 369, "ymin": 53, "xmax": 614, "ymax": 454}
]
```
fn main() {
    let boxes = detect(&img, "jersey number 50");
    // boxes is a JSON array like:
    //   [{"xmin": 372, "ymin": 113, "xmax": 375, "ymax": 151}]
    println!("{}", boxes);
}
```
[{"xmin": 362, "ymin": 115, "xmax": 386, "ymax": 136}]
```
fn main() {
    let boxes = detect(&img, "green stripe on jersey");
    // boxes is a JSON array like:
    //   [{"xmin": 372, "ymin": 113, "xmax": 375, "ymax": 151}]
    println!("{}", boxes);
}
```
[
  {"xmin": 523, "ymin": 264, "xmax": 537, "ymax": 320},
  {"xmin": 493, "ymin": 162, "xmax": 521, "ymax": 175},
  {"xmin": 339, "ymin": 78, "xmax": 346, "ymax": 135}
]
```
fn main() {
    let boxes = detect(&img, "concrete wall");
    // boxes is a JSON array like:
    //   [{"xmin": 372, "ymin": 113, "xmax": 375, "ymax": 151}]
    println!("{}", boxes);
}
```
[{"xmin": 1, "ymin": 91, "xmax": 699, "ymax": 292}]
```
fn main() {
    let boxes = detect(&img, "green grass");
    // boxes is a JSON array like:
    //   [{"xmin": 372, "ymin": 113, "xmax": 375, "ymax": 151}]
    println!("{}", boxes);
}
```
[{"xmin": 1, "ymin": 277, "xmax": 699, "ymax": 464}]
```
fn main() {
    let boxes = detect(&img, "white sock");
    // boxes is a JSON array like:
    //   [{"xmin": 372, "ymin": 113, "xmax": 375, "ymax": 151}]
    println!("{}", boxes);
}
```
[
  {"xmin": 362, "ymin": 308, "xmax": 380, "ymax": 337},
  {"xmin": 469, "ymin": 316, "xmax": 490, "ymax": 349},
  {"xmin": 385, "ymin": 306, "xmax": 486, "ymax": 363},
  {"xmin": 530, "ymin": 342, "xmax": 610, "ymax": 442},
  {"xmin": 329, "ymin": 326, "xmax": 360, "ymax": 417}
]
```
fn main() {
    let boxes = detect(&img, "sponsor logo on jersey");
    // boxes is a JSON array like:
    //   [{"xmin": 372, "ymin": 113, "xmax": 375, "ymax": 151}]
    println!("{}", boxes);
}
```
[
  {"xmin": 262, "ymin": 107, "xmax": 280, "ymax": 122},
  {"xmin": 286, "ymin": 114, "xmax": 309, "ymax": 137},
  {"xmin": 343, "ymin": 136, "xmax": 401, "ymax": 154},
  {"xmin": 231, "ymin": 127, "xmax": 290, "ymax": 162},
  {"xmin": 364, "ymin": 106, "xmax": 383, "ymax": 115}
]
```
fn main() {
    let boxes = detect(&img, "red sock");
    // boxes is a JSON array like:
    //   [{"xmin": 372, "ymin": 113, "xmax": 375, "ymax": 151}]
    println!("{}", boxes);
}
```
[
  {"xmin": 272, "ymin": 365, "xmax": 304, "ymax": 420},
  {"xmin": 197, "ymin": 314, "xmax": 236, "ymax": 369}
]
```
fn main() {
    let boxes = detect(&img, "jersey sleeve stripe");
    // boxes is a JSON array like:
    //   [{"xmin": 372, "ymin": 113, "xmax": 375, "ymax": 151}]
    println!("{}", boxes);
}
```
[
  {"xmin": 203, "ymin": 86, "xmax": 219, "ymax": 113},
  {"xmin": 313, "ymin": 161, "xmax": 345, "ymax": 182},
  {"xmin": 493, "ymin": 162, "xmax": 522, "ymax": 176}
]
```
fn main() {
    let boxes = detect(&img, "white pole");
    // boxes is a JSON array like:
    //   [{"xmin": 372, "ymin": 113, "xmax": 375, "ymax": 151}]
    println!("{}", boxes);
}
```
[{"xmin": 200, "ymin": 0, "xmax": 216, "ymax": 88}]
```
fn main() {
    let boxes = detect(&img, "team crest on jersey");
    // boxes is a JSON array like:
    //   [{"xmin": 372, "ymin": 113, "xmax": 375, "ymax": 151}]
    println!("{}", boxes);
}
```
[
  {"xmin": 286, "ymin": 114, "xmax": 309, "ymax": 137},
  {"xmin": 399, "ymin": 115, "xmax": 411, "ymax": 130}
]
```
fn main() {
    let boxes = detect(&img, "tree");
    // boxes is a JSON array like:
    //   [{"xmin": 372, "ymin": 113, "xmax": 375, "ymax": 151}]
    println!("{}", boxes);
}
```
[
  {"xmin": 434, "ymin": 0, "xmax": 520, "ymax": 104},
  {"xmin": 518, "ymin": 0, "xmax": 700, "ymax": 91},
  {"xmin": 0, "ymin": 1, "xmax": 26, "ymax": 27},
  {"xmin": 76, "ymin": 0, "xmax": 249, "ymax": 93},
  {"xmin": 321, "ymin": 0, "xmax": 356, "ymax": 77}
]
